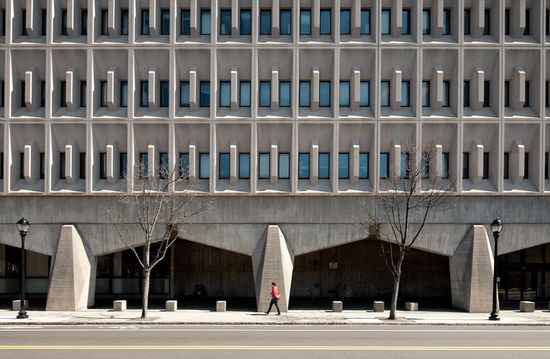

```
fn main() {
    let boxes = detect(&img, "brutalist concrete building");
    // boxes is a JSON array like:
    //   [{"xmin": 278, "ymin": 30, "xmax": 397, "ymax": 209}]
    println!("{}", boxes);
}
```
[{"xmin": 0, "ymin": 0, "xmax": 549, "ymax": 312}]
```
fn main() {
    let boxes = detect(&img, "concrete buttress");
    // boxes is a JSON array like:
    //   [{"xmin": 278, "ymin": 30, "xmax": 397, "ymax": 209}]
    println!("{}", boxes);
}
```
[{"xmin": 252, "ymin": 225, "xmax": 294, "ymax": 312}]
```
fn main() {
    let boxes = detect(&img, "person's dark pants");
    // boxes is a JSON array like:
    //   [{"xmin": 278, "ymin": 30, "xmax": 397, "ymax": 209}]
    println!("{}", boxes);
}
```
[{"xmin": 266, "ymin": 298, "xmax": 280, "ymax": 315}]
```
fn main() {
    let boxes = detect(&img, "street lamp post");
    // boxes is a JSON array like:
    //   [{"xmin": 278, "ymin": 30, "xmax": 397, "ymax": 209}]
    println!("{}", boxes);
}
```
[
  {"xmin": 489, "ymin": 218, "xmax": 502, "ymax": 321},
  {"xmin": 16, "ymin": 217, "xmax": 30, "ymax": 319}
]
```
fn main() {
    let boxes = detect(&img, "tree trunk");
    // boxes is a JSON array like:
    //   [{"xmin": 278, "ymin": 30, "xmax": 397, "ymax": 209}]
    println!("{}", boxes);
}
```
[
  {"xmin": 141, "ymin": 267, "xmax": 150, "ymax": 319},
  {"xmin": 388, "ymin": 251, "xmax": 406, "ymax": 320}
]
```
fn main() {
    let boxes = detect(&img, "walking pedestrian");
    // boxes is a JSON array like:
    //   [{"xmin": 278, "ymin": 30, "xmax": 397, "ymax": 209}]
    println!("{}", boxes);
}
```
[{"xmin": 265, "ymin": 282, "xmax": 281, "ymax": 315}]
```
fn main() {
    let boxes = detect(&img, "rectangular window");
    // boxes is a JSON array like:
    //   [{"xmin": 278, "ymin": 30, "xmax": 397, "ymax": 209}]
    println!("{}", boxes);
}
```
[
  {"xmin": 442, "ymin": 81, "xmax": 450, "ymax": 107},
  {"xmin": 421, "ymin": 153, "xmax": 429, "ymax": 179},
  {"xmin": 338, "ymin": 153, "xmax": 349, "ymax": 179},
  {"xmin": 180, "ymin": 153, "xmax": 190, "ymax": 178},
  {"xmin": 503, "ymin": 152, "xmax": 509, "ymax": 179},
  {"xmin": 463, "ymin": 81, "xmax": 470, "ymax": 107},
  {"xmin": 260, "ymin": 10, "xmax": 271, "ymax": 35},
  {"xmin": 279, "ymin": 153, "xmax": 290, "ymax": 179},
  {"xmin": 141, "ymin": 9, "xmax": 150, "ymax": 35},
  {"xmin": 320, "ymin": 9, "xmax": 331, "ymax": 35},
  {"xmin": 524, "ymin": 152, "xmax": 529, "ymax": 179},
  {"xmin": 300, "ymin": 9, "xmax": 311, "ymax": 35},
  {"xmin": 219, "ymin": 81, "xmax": 230, "ymax": 107},
  {"xmin": 39, "ymin": 152, "xmax": 45, "ymax": 179},
  {"xmin": 239, "ymin": 153, "xmax": 250, "ymax": 179},
  {"xmin": 381, "ymin": 9, "xmax": 391, "ymax": 35},
  {"xmin": 121, "ymin": 9, "xmax": 129, "ymax": 35},
  {"xmin": 360, "ymin": 81, "xmax": 370, "ymax": 107},
  {"xmin": 422, "ymin": 10, "xmax": 430, "ymax": 35},
  {"xmin": 402, "ymin": 9, "xmax": 411, "ymax": 35},
  {"xmin": 464, "ymin": 9, "xmax": 471, "ymax": 35},
  {"xmin": 483, "ymin": 9, "xmax": 490, "ymax": 35},
  {"xmin": 60, "ymin": 81, "xmax": 67, "ymax": 107},
  {"xmin": 462, "ymin": 152, "xmax": 469, "ymax": 179},
  {"xmin": 99, "ymin": 152, "xmax": 107, "ymax": 179},
  {"xmin": 119, "ymin": 153, "xmax": 127, "ymax": 179},
  {"xmin": 101, "ymin": 9, "xmax": 108, "ymax": 35},
  {"xmin": 525, "ymin": 81, "xmax": 530, "ymax": 108},
  {"xmin": 524, "ymin": 9, "xmax": 530, "ymax": 36},
  {"xmin": 0, "ymin": 9, "xmax": 5, "ymax": 37},
  {"xmin": 120, "ymin": 81, "xmax": 128, "ymax": 107},
  {"xmin": 298, "ymin": 153, "xmax": 310, "ymax": 179},
  {"xmin": 258, "ymin": 153, "xmax": 270, "ymax": 179},
  {"xmin": 442, "ymin": 152, "xmax": 449, "ymax": 179},
  {"xmin": 161, "ymin": 9, "xmax": 170, "ymax": 35},
  {"xmin": 181, "ymin": 10, "xmax": 191, "ymax": 35},
  {"xmin": 401, "ymin": 81, "xmax": 410, "ymax": 107},
  {"xmin": 140, "ymin": 81, "xmax": 149, "ymax": 107},
  {"xmin": 140, "ymin": 153, "xmax": 148, "ymax": 176},
  {"xmin": 299, "ymin": 81, "xmax": 311, "ymax": 107},
  {"xmin": 259, "ymin": 81, "xmax": 271, "ymax": 107},
  {"xmin": 0, "ymin": 152, "xmax": 3, "ymax": 179},
  {"xmin": 280, "ymin": 9, "xmax": 292, "ymax": 35},
  {"xmin": 483, "ymin": 152, "xmax": 489, "ymax": 179},
  {"xmin": 340, "ymin": 9, "xmax": 351, "ymax": 35},
  {"xmin": 160, "ymin": 81, "xmax": 169, "ymax": 107},
  {"xmin": 483, "ymin": 81, "xmax": 490, "ymax": 107},
  {"xmin": 359, "ymin": 153, "xmax": 369, "ymax": 179},
  {"xmin": 60, "ymin": 152, "xmax": 66, "ymax": 179},
  {"xmin": 380, "ymin": 81, "xmax": 390, "ymax": 107},
  {"xmin": 19, "ymin": 153, "xmax": 24, "ymax": 179},
  {"xmin": 200, "ymin": 81, "xmax": 210, "ymax": 107},
  {"xmin": 41, "ymin": 81, "xmax": 46, "ymax": 108},
  {"xmin": 320, "ymin": 81, "xmax": 331, "ymax": 107},
  {"xmin": 240, "ymin": 10, "xmax": 251, "ymax": 35},
  {"xmin": 0, "ymin": 80, "xmax": 3, "ymax": 108},
  {"xmin": 79, "ymin": 153, "xmax": 86, "ymax": 180},
  {"xmin": 360, "ymin": 10, "xmax": 370, "ymax": 34},
  {"xmin": 22, "ymin": 9, "xmax": 27, "ymax": 36},
  {"xmin": 545, "ymin": 153, "xmax": 549, "ymax": 180},
  {"xmin": 159, "ymin": 153, "xmax": 169, "ymax": 179},
  {"xmin": 180, "ymin": 81, "xmax": 190, "ymax": 107},
  {"xmin": 400, "ymin": 153, "xmax": 409, "ymax": 179},
  {"xmin": 442, "ymin": 9, "xmax": 451, "ymax": 35},
  {"xmin": 505, "ymin": 9, "xmax": 510, "ymax": 36},
  {"xmin": 380, "ymin": 152, "xmax": 389, "ymax": 179},
  {"xmin": 100, "ymin": 80, "xmax": 107, "ymax": 107},
  {"xmin": 81, "ymin": 10, "xmax": 87, "ymax": 36},
  {"xmin": 422, "ymin": 81, "xmax": 430, "ymax": 107},
  {"xmin": 319, "ymin": 153, "xmax": 330, "ymax": 179},
  {"xmin": 41, "ymin": 9, "xmax": 46, "ymax": 36},
  {"xmin": 547, "ymin": 10, "xmax": 550, "ymax": 36},
  {"xmin": 61, "ymin": 9, "xmax": 68, "ymax": 36},
  {"xmin": 240, "ymin": 81, "xmax": 251, "ymax": 107},
  {"xmin": 219, "ymin": 153, "xmax": 230, "ymax": 179},
  {"xmin": 199, "ymin": 153, "xmax": 210, "ymax": 179},
  {"xmin": 280, "ymin": 81, "xmax": 291, "ymax": 107},
  {"xmin": 504, "ymin": 81, "xmax": 510, "ymax": 107},
  {"xmin": 20, "ymin": 81, "xmax": 25, "ymax": 107},
  {"xmin": 201, "ymin": 10, "xmax": 211, "ymax": 35},
  {"xmin": 220, "ymin": 9, "xmax": 231, "ymax": 35},
  {"xmin": 339, "ymin": 81, "xmax": 350, "ymax": 107}
]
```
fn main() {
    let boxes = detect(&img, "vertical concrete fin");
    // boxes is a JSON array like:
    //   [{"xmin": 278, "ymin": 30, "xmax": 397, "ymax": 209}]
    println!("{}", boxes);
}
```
[
  {"xmin": 252, "ymin": 225, "xmax": 294, "ymax": 312},
  {"xmin": 46, "ymin": 225, "xmax": 93, "ymax": 311},
  {"xmin": 450, "ymin": 225, "xmax": 494, "ymax": 312}
]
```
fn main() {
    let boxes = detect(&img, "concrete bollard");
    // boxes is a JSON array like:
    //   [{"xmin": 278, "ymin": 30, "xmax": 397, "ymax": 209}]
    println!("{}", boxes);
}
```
[
  {"xmin": 113, "ymin": 300, "xmax": 127, "ymax": 311},
  {"xmin": 405, "ymin": 302, "xmax": 418, "ymax": 311},
  {"xmin": 373, "ymin": 301, "xmax": 384, "ymax": 312},
  {"xmin": 520, "ymin": 301, "xmax": 535, "ymax": 312},
  {"xmin": 332, "ymin": 301, "xmax": 343, "ymax": 312},
  {"xmin": 12, "ymin": 300, "xmax": 28, "ymax": 311},
  {"xmin": 166, "ymin": 300, "xmax": 178, "ymax": 311},
  {"xmin": 216, "ymin": 300, "xmax": 226, "ymax": 312}
]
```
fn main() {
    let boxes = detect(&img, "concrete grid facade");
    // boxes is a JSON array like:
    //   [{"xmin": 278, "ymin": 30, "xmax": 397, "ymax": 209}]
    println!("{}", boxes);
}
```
[{"xmin": 0, "ymin": 0, "xmax": 549, "ymax": 312}]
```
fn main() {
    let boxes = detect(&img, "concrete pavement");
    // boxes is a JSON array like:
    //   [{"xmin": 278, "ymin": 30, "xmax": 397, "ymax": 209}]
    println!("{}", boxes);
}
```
[{"xmin": 2, "ymin": 307, "xmax": 550, "ymax": 326}]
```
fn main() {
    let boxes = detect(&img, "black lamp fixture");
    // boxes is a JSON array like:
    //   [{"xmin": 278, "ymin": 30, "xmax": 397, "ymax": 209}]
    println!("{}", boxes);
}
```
[
  {"xmin": 16, "ymin": 217, "xmax": 30, "ymax": 319},
  {"xmin": 489, "ymin": 218, "xmax": 502, "ymax": 321}
]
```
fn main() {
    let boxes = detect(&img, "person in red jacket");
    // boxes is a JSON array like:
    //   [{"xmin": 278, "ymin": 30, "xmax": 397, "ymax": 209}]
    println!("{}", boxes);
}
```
[{"xmin": 265, "ymin": 282, "xmax": 281, "ymax": 315}]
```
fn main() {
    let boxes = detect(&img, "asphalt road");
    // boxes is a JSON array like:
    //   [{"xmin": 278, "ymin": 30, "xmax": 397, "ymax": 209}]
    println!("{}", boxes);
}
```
[{"xmin": 0, "ymin": 325, "xmax": 549, "ymax": 359}]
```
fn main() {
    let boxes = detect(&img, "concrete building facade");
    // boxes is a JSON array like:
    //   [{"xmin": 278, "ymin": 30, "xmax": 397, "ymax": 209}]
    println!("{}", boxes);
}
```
[{"xmin": 0, "ymin": 0, "xmax": 550, "ymax": 312}]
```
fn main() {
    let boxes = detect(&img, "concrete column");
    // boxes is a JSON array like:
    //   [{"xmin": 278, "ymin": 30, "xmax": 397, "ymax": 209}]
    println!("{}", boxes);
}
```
[
  {"xmin": 511, "ymin": 66, "xmax": 526, "ymax": 111},
  {"xmin": 271, "ymin": 67, "xmax": 279, "ymax": 110},
  {"xmin": 231, "ymin": 0, "xmax": 239, "ymax": 37},
  {"xmin": 471, "ymin": 0, "xmax": 485, "ymax": 38},
  {"xmin": 230, "ymin": 67, "xmax": 239, "ymax": 111},
  {"xmin": 470, "ymin": 140, "xmax": 484, "ymax": 185},
  {"xmin": 230, "ymin": 140, "xmax": 238, "ymax": 185},
  {"xmin": 108, "ymin": 0, "xmax": 117, "ymax": 37},
  {"xmin": 46, "ymin": 225, "xmax": 94, "ymax": 311},
  {"xmin": 189, "ymin": 67, "xmax": 198, "ymax": 111},
  {"xmin": 431, "ymin": 0, "xmax": 443, "ymax": 37},
  {"xmin": 149, "ymin": 0, "xmax": 160, "ymax": 37},
  {"xmin": 270, "ymin": 140, "xmax": 278, "ymax": 184},
  {"xmin": 312, "ymin": 0, "xmax": 320, "ymax": 37},
  {"xmin": 107, "ymin": 67, "xmax": 119, "ymax": 111},
  {"xmin": 272, "ymin": 0, "xmax": 280, "ymax": 37},
  {"xmin": 188, "ymin": 141, "xmax": 197, "ymax": 184},
  {"xmin": 148, "ymin": 67, "xmax": 159, "ymax": 110},
  {"xmin": 351, "ymin": 0, "xmax": 361, "ymax": 37},
  {"xmin": 66, "ymin": 67, "xmax": 79, "ymax": 112},
  {"xmin": 106, "ymin": 140, "xmax": 119, "ymax": 185},
  {"xmin": 67, "ymin": 0, "xmax": 76, "ymax": 37},
  {"xmin": 391, "ymin": 66, "xmax": 402, "ymax": 111},
  {"xmin": 64, "ymin": 140, "xmax": 79, "ymax": 184},
  {"xmin": 310, "ymin": 140, "xmax": 319, "ymax": 184},
  {"xmin": 511, "ymin": 0, "xmax": 526, "ymax": 38},
  {"xmin": 26, "ymin": 0, "xmax": 40, "ymax": 38},
  {"xmin": 24, "ymin": 140, "xmax": 39, "ymax": 185},
  {"xmin": 252, "ymin": 225, "xmax": 294, "ymax": 313},
  {"xmin": 190, "ymin": 0, "xmax": 198, "ymax": 36},
  {"xmin": 389, "ymin": 140, "xmax": 401, "ymax": 184},
  {"xmin": 391, "ymin": 0, "xmax": 403, "ymax": 36},
  {"xmin": 471, "ymin": 67, "xmax": 484, "ymax": 112},
  {"xmin": 510, "ymin": 139, "xmax": 525, "ymax": 184},
  {"xmin": 25, "ymin": 67, "xmax": 40, "ymax": 111},
  {"xmin": 350, "ymin": 140, "xmax": 360, "ymax": 184},
  {"xmin": 147, "ymin": 141, "xmax": 157, "ymax": 180},
  {"xmin": 450, "ymin": 225, "xmax": 495, "ymax": 312},
  {"xmin": 429, "ymin": 141, "xmax": 443, "ymax": 184},
  {"xmin": 351, "ymin": 67, "xmax": 361, "ymax": 111},
  {"xmin": 431, "ymin": 67, "xmax": 444, "ymax": 112},
  {"xmin": 311, "ymin": 66, "xmax": 320, "ymax": 111}
]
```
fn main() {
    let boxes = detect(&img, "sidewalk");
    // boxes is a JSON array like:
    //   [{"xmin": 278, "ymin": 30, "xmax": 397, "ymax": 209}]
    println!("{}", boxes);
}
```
[{"xmin": 1, "ymin": 308, "xmax": 550, "ymax": 326}]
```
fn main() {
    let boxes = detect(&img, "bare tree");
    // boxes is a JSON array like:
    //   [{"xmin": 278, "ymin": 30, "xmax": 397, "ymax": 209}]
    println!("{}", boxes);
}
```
[
  {"xmin": 359, "ymin": 141, "xmax": 455, "ymax": 320},
  {"xmin": 106, "ymin": 160, "xmax": 213, "ymax": 319}
]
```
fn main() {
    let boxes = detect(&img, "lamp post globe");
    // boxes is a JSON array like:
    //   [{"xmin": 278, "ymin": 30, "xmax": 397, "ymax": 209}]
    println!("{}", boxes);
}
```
[
  {"xmin": 16, "ymin": 217, "xmax": 30, "ymax": 319},
  {"xmin": 489, "ymin": 218, "xmax": 502, "ymax": 321}
]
